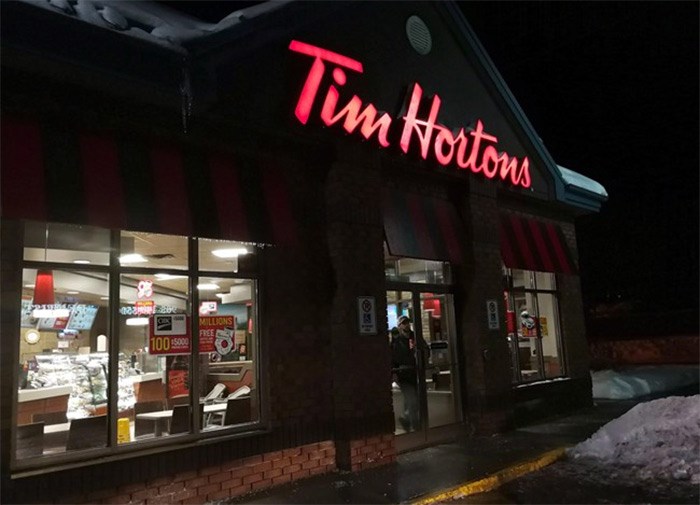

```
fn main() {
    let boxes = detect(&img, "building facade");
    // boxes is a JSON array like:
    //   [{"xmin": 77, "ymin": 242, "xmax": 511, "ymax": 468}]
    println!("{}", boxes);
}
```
[{"xmin": 1, "ymin": 1, "xmax": 607, "ymax": 503}]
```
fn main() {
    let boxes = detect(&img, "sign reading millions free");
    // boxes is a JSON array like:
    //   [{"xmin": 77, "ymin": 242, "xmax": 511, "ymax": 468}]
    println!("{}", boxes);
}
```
[{"xmin": 148, "ymin": 315, "xmax": 236, "ymax": 355}]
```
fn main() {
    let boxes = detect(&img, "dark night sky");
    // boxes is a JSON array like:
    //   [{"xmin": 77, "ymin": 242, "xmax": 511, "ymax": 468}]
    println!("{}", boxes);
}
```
[
  {"xmin": 162, "ymin": 1, "xmax": 699, "ymax": 315},
  {"xmin": 460, "ymin": 2, "xmax": 699, "ymax": 314}
]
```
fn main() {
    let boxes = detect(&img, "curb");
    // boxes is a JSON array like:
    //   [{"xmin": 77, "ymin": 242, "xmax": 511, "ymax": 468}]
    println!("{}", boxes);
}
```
[{"xmin": 407, "ymin": 447, "xmax": 568, "ymax": 505}]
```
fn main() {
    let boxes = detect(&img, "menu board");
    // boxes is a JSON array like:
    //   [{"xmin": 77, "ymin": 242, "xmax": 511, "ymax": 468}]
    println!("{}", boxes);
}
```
[
  {"xmin": 37, "ymin": 315, "xmax": 70, "ymax": 331},
  {"xmin": 66, "ymin": 304, "xmax": 99, "ymax": 331}
]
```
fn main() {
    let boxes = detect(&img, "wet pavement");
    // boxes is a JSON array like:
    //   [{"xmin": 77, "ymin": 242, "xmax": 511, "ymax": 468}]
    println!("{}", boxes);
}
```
[
  {"xmin": 221, "ymin": 399, "xmax": 641, "ymax": 504},
  {"xmin": 466, "ymin": 457, "xmax": 700, "ymax": 504}
]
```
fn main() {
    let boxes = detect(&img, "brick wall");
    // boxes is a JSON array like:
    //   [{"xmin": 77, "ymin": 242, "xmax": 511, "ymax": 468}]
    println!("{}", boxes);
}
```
[
  {"xmin": 458, "ymin": 187, "xmax": 514, "ymax": 434},
  {"xmin": 48, "ymin": 441, "xmax": 337, "ymax": 504},
  {"xmin": 326, "ymin": 144, "xmax": 396, "ymax": 469},
  {"xmin": 589, "ymin": 336, "xmax": 700, "ymax": 367},
  {"xmin": 344, "ymin": 435, "xmax": 396, "ymax": 472}
]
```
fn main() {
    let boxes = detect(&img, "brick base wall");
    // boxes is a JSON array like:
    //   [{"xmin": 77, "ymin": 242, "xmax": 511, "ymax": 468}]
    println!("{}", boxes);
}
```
[
  {"xmin": 341, "ymin": 434, "xmax": 396, "ymax": 472},
  {"xmin": 55, "ymin": 441, "xmax": 337, "ymax": 504},
  {"xmin": 589, "ymin": 336, "xmax": 700, "ymax": 368}
]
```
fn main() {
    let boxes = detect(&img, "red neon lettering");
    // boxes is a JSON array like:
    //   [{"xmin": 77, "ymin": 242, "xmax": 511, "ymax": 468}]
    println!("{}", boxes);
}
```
[
  {"xmin": 433, "ymin": 126, "xmax": 458, "ymax": 166},
  {"xmin": 288, "ymin": 40, "xmax": 363, "ymax": 124},
  {"xmin": 320, "ymin": 69, "xmax": 391, "ymax": 146},
  {"xmin": 399, "ymin": 83, "xmax": 441, "ymax": 159},
  {"xmin": 288, "ymin": 40, "xmax": 532, "ymax": 189}
]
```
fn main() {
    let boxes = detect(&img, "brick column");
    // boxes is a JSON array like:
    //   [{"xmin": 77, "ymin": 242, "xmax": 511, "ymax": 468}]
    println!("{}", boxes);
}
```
[
  {"xmin": 325, "ymin": 145, "xmax": 395, "ymax": 470},
  {"xmin": 455, "ymin": 187, "xmax": 513, "ymax": 433},
  {"xmin": 557, "ymin": 221, "xmax": 592, "ymax": 382}
]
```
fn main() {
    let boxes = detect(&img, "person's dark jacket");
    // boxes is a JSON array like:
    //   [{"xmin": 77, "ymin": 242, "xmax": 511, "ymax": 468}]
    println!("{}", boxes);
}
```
[{"xmin": 390, "ymin": 328, "xmax": 428, "ymax": 383}]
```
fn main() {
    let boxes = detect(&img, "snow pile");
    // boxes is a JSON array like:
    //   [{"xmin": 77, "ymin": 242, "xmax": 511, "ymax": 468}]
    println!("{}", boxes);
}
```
[
  {"xmin": 569, "ymin": 395, "xmax": 700, "ymax": 484},
  {"xmin": 592, "ymin": 365, "xmax": 699, "ymax": 399}
]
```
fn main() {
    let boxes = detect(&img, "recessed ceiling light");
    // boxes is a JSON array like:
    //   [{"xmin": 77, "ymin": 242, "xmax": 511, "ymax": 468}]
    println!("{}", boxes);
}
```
[
  {"xmin": 197, "ymin": 283, "xmax": 220, "ymax": 291},
  {"xmin": 100, "ymin": 296, "xmax": 110, "ymax": 300},
  {"xmin": 73, "ymin": 259, "xmax": 91, "ymax": 264},
  {"xmin": 66, "ymin": 291, "xmax": 80, "ymax": 295},
  {"xmin": 212, "ymin": 247, "xmax": 248, "ymax": 258},
  {"xmin": 125, "ymin": 317, "xmax": 150, "ymax": 326},
  {"xmin": 119, "ymin": 253, "xmax": 148, "ymax": 264},
  {"xmin": 25, "ymin": 283, "xmax": 36, "ymax": 288},
  {"xmin": 154, "ymin": 273, "xmax": 187, "ymax": 280}
]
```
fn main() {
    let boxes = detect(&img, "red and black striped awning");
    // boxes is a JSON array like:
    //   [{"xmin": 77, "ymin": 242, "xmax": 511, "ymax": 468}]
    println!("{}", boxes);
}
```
[
  {"xmin": 499, "ymin": 214, "xmax": 577, "ymax": 274},
  {"xmin": 383, "ymin": 189, "xmax": 465, "ymax": 264},
  {"xmin": 1, "ymin": 117, "xmax": 297, "ymax": 245}
]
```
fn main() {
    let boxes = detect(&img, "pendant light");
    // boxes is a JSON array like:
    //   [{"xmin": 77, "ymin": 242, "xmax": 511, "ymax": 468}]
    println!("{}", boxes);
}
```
[
  {"xmin": 33, "ymin": 269, "xmax": 55, "ymax": 305},
  {"xmin": 33, "ymin": 225, "xmax": 55, "ymax": 306}
]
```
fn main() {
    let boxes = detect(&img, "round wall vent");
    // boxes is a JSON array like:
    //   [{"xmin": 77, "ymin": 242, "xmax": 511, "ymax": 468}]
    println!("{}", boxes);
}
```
[{"xmin": 406, "ymin": 15, "xmax": 432, "ymax": 55}]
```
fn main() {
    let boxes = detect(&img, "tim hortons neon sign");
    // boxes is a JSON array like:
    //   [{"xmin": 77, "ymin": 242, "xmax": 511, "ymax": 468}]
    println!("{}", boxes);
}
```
[{"xmin": 289, "ymin": 40, "xmax": 531, "ymax": 188}]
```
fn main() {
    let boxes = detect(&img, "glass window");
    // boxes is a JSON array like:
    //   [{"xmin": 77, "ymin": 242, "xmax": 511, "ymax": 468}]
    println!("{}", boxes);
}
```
[
  {"xmin": 384, "ymin": 243, "xmax": 451, "ymax": 284},
  {"xmin": 503, "ymin": 268, "xmax": 564, "ymax": 383},
  {"xmin": 18, "ymin": 267, "xmax": 110, "ymax": 456},
  {"xmin": 120, "ymin": 231, "xmax": 188, "ymax": 270},
  {"xmin": 23, "ymin": 222, "xmax": 111, "ymax": 266},
  {"xmin": 15, "ymin": 222, "xmax": 261, "ymax": 464},
  {"xmin": 199, "ymin": 238, "xmax": 258, "ymax": 274}
]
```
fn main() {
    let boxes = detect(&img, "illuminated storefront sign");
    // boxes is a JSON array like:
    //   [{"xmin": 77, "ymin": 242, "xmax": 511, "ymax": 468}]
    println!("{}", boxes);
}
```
[{"xmin": 289, "ymin": 40, "xmax": 531, "ymax": 188}]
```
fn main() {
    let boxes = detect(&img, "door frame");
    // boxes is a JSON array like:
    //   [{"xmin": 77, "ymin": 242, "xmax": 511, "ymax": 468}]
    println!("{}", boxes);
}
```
[{"xmin": 386, "ymin": 282, "xmax": 463, "ymax": 451}]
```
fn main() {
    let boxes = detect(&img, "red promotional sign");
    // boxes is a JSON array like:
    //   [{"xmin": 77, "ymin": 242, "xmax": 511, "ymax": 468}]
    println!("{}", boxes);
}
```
[
  {"xmin": 168, "ymin": 370, "xmax": 188, "ymax": 398},
  {"xmin": 199, "ymin": 316, "xmax": 236, "ymax": 355},
  {"xmin": 289, "ymin": 40, "xmax": 531, "ymax": 188},
  {"xmin": 135, "ymin": 300, "xmax": 155, "ymax": 316}
]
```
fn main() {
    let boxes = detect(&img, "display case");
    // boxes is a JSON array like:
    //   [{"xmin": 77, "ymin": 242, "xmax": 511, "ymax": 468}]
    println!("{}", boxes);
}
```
[{"xmin": 19, "ymin": 352, "xmax": 136, "ymax": 421}]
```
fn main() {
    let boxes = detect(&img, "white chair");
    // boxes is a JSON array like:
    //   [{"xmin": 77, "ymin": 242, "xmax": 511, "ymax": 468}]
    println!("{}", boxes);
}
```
[{"xmin": 200, "ymin": 383, "xmax": 226, "ymax": 404}]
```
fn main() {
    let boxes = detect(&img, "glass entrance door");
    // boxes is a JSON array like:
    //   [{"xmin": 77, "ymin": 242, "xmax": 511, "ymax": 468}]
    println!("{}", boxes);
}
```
[{"xmin": 387, "ymin": 290, "xmax": 459, "ymax": 440}]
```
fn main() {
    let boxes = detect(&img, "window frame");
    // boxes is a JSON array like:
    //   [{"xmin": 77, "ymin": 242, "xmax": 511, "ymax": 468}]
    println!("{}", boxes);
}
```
[
  {"xmin": 503, "ymin": 267, "xmax": 566, "ymax": 384},
  {"xmin": 13, "ymin": 224, "xmax": 265, "ymax": 473}
]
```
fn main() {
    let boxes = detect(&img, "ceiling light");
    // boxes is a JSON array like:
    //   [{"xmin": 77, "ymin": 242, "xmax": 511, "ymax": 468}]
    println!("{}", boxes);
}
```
[
  {"xmin": 197, "ymin": 283, "xmax": 220, "ymax": 291},
  {"xmin": 126, "ymin": 317, "xmax": 150, "ymax": 326},
  {"xmin": 66, "ymin": 291, "xmax": 80, "ymax": 295},
  {"xmin": 73, "ymin": 259, "xmax": 91, "ymax": 264},
  {"xmin": 100, "ymin": 296, "xmax": 110, "ymax": 300},
  {"xmin": 32, "ymin": 308, "xmax": 71, "ymax": 318},
  {"xmin": 25, "ymin": 283, "xmax": 36, "ymax": 288},
  {"xmin": 154, "ymin": 273, "xmax": 187, "ymax": 280},
  {"xmin": 119, "ymin": 253, "xmax": 148, "ymax": 264},
  {"xmin": 212, "ymin": 247, "xmax": 248, "ymax": 258}
]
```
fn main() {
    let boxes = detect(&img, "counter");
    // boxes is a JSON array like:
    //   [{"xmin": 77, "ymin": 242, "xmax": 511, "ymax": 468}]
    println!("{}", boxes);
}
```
[
  {"xmin": 17, "ymin": 386, "xmax": 72, "ymax": 425},
  {"xmin": 18, "ymin": 385, "xmax": 72, "ymax": 403}
]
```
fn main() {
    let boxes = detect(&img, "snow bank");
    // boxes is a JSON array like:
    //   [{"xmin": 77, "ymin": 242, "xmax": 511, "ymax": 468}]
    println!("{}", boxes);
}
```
[
  {"xmin": 569, "ymin": 395, "xmax": 700, "ymax": 484},
  {"xmin": 592, "ymin": 365, "xmax": 699, "ymax": 399}
]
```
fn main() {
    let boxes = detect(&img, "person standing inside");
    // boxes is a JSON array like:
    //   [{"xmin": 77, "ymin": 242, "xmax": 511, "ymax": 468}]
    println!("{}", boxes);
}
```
[{"xmin": 390, "ymin": 315, "xmax": 428, "ymax": 432}]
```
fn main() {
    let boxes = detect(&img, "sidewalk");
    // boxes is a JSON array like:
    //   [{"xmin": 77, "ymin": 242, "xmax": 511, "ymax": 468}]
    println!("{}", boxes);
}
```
[{"xmin": 221, "ymin": 399, "xmax": 639, "ymax": 504}]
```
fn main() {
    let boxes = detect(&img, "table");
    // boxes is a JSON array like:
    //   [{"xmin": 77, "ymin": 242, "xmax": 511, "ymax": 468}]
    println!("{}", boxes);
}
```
[{"xmin": 136, "ymin": 403, "xmax": 227, "ymax": 436}]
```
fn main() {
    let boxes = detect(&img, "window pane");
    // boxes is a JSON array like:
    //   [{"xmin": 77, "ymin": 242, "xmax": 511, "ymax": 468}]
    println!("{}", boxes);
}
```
[
  {"xmin": 198, "ymin": 279, "xmax": 258, "ymax": 431},
  {"xmin": 23, "ymin": 221, "xmax": 111, "ymax": 266},
  {"xmin": 536, "ymin": 293, "xmax": 563, "ymax": 377},
  {"xmin": 384, "ymin": 245, "xmax": 451, "ymax": 284},
  {"xmin": 17, "ymin": 268, "xmax": 110, "ymax": 459},
  {"xmin": 120, "ymin": 231, "xmax": 188, "ymax": 270},
  {"xmin": 512, "ymin": 291, "xmax": 543, "ymax": 381},
  {"xmin": 535, "ymin": 272, "xmax": 556, "ymax": 290},
  {"xmin": 119, "ymin": 273, "xmax": 190, "ymax": 442},
  {"xmin": 199, "ymin": 239, "xmax": 258, "ymax": 274},
  {"xmin": 511, "ymin": 269, "xmax": 534, "ymax": 289}
]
